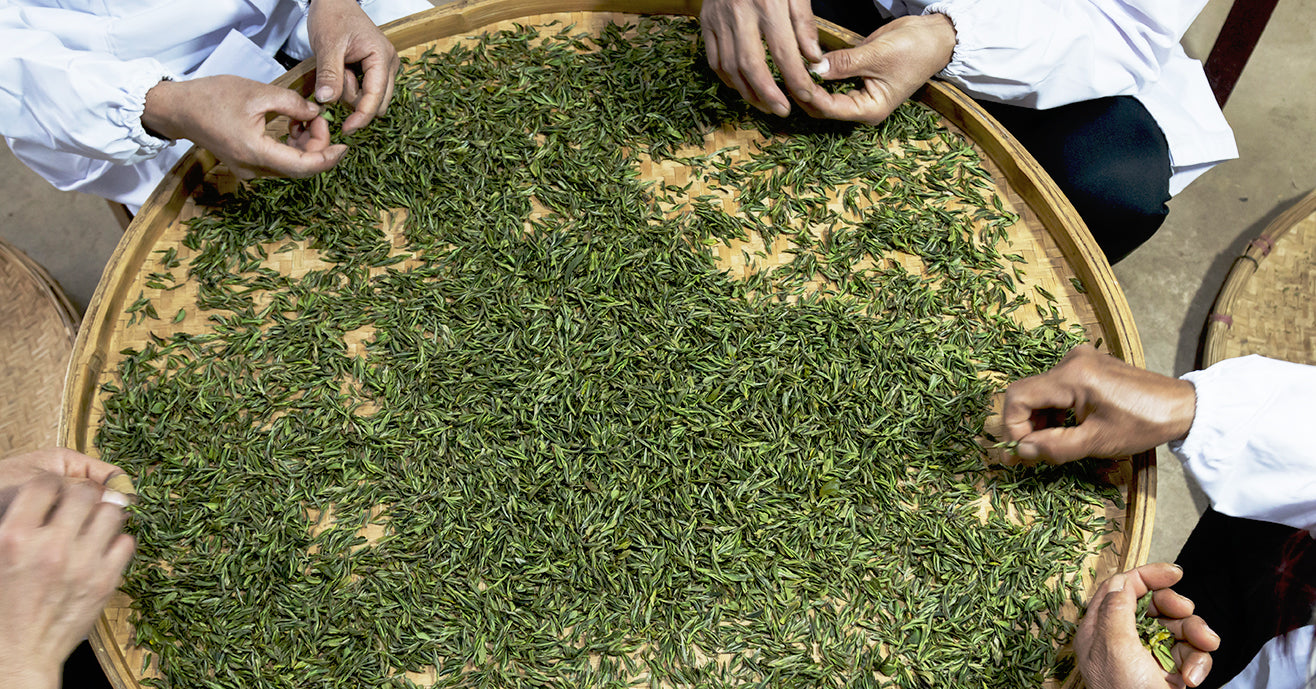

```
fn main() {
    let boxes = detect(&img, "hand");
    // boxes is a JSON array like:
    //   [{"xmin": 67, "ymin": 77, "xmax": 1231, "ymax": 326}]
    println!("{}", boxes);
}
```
[
  {"xmin": 143, "ymin": 75, "xmax": 347, "ymax": 180},
  {"xmin": 0, "ymin": 474, "xmax": 135, "ymax": 689},
  {"xmin": 701, "ymin": 0, "xmax": 826, "ymax": 117},
  {"xmin": 307, "ymin": 0, "xmax": 401, "ymax": 134},
  {"xmin": 1001, "ymin": 345, "xmax": 1196, "ymax": 464},
  {"xmin": 1077, "ymin": 563, "xmax": 1219, "ymax": 689},
  {"xmin": 804, "ymin": 14, "xmax": 957, "ymax": 124},
  {"xmin": 0, "ymin": 448, "xmax": 130, "ymax": 515}
]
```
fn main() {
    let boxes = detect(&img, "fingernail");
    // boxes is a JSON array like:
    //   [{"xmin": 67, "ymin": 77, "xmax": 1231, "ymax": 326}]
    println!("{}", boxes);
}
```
[
  {"xmin": 1187, "ymin": 659, "xmax": 1207, "ymax": 685},
  {"xmin": 1106, "ymin": 573, "xmax": 1126, "ymax": 592},
  {"xmin": 101, "ymin": 491, "xmax": 130, "ymax": 507},
  {"xmin": 1015, "ymin": 442, "xmax": 1039, "ymax": 461},
  {"xmin": 1170, "ymin": 563, "xmax": 1184, "ymax": 574},
  {"xmin": 772, "ymin": 103, "xmax": 789, "ymax": 117},
  {"xmin": 316, "ymin": 86, "xmax": 333, "ymax": 102},
  {"xmin": 808, "ymin": 58, "xmax": 830, "ymax": 75}
]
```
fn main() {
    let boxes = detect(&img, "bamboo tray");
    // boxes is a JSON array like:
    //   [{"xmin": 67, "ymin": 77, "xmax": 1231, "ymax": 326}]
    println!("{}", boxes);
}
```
[
  {"xmin": 61, "ymin": 1, "xmax": 1153, "ymax": 687},
  {"xmin": 2, "ymin": 238, "xmax": 79, "ymax": 455},
  {"xmin": 1203, "ymin": 187, "xmax": 1316, "ymax": 367}
]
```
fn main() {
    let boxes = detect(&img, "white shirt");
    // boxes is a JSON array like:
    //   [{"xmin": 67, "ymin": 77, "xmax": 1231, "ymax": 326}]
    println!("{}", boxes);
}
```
[
  {"xmin": 1174, "ymin": 355, "xmax": 1316, "ymax": 688},
  {"xmin": 0, "ymin": 0, "xmax": 431, "ymax": 209},
  {"xmin": 876, "ymin": 0, "xmax": 1238, "ymax": 195}
]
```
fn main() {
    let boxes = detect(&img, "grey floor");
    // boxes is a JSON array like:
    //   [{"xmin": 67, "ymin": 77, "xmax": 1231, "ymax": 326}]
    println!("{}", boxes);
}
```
[{"xmin": 3, "ymin": 0, "xmax": 1314, "ymax": 564}]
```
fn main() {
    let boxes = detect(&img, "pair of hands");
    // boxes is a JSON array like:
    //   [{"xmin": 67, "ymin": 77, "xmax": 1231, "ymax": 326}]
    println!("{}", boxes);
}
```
[
  {"xmin": 1003, "ymin": 346, "xmax": 1213, "ymax": 688},
  {"xmin": 701, "ymin": 0, "xmax": 956, "ymax": 123},
  {"xmin": 0, "ymin": 449, "xmax": 135, "ymax": 689},
  {"xmin": 142, "ymin": 0, "xmax": 400, "ymax": 180}
]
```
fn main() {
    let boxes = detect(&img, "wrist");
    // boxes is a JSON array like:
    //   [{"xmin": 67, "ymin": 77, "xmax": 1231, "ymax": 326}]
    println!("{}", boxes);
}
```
[
  {"xmin": 919, "ymin": 11, "xmax": 958, "ymax": 72},
  {"xmin": 141, "ymin": 79, "xmax": 186, "ymax": 141},
  {"xmin": 1163, "ymin": 379, "xmax": 1197, "ymax": 443}
]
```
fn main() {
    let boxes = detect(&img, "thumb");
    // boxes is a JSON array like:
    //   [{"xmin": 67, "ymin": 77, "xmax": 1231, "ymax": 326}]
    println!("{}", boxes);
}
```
[
  {"xmin": 314, "ymin": 41, "xmax": 348, "ymax": 103},
  {"xmin": 1094, "ymin": 577, "xmax": 1141, "ymax": 646},
  {"xmin": 260, "ymin": 87, "xmax": 324, "ymax": 122},
  {"xmin": 811, "ymin": 44, "xmax": 875, "ymax": 81},
  {"xmin": 1016, "ymin": 423, "xmax": 1099, "ymax": 464}
]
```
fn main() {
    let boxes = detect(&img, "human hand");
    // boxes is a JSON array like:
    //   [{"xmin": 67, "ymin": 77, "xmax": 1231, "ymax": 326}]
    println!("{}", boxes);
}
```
[
  {"xmin": 143, "ymin": 75, "xmax": 347, "ymax": 180},
  {"xmin": 0, "ymin": 448, "xmax": 131, "ymax": 515},
  {"xmin": 307, "ymin": 0, "xmax": 401, "ymax": 134},
  {"xmin": 700, "ymin": 0, "xmax": 825, "ymax": 117},
  {"xmin": 803, "ymin": 14, "xmax": 956, "ymax": 124},
  {"xmin": 1001, "ymin": 345, "xmax": 1196, "ymax": 464},
  {"xmin": 0, "ymin": 474, "xmax": 135, "ymax": 689},
  {"xmin": 1077, "ymin": 563, "xmax": 1219, "ymax": 689}
]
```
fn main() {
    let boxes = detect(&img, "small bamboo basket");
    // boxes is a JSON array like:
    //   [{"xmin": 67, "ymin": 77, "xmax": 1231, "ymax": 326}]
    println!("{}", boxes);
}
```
[
  {"xmin": 1203, "ymin": 187, "xmax": 1316, "ymax": 368},
  {"xmin": 61, "ymin": 1, "xmax": 1154, "ymax": 687},
  {"xmin": 1, "ymin": 238, "xmax": 80, "ymax": 455}
]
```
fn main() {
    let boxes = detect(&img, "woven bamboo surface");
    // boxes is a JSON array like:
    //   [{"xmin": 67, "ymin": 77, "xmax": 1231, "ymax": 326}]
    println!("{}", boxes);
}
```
[
  {"xmin": 61, "ymin": 3, "xmax": 1151, "ymax": 688},
  {"xmin": 1203, "ymin": 187, "xmax": 1316, "ymax": 367},
  {"xmin": 1, "ymin": 238, "xmax": 79, "ymax": 456}
]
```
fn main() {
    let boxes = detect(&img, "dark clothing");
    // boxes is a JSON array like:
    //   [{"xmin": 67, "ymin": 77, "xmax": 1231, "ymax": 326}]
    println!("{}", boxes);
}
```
[
  {"xmin": 1175, "ymin": 508, "xmax": 1316, "ymax": 689},
  {"xmin": 810, "ymin": 3, "xmax": 1173, "ymax": 264}
]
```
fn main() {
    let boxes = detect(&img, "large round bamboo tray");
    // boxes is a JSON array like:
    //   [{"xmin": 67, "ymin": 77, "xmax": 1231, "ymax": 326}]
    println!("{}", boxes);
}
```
[
  {"xmin": 62, "ymin": 2, "xmax": 1152, "ymax": 687},
  {"xmin": 1, "ymin": 238, "xmax": 80, "ymax": 455},
  {"xmin": 1203, "ymin": 187, "xmax": 1316, "ymax": 367}
]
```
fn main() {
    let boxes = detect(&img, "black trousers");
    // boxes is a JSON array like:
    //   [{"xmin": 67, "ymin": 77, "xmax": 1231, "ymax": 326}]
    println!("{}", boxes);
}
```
[
  {"xmin": 810, "ymin": 3, "xmax": 1172, "ymax": 264},
  {"xmin": 1173, "ymin": 508, "xmax": 1316, "ymax": 689}
]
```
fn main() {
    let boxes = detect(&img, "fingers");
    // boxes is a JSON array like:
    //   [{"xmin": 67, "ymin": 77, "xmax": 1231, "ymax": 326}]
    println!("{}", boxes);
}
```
[
  {"xmin": 1013, "ymin": 424, "xmax": 1101, "ymax": 464},
  {"xmin": 47, "ymin": 482, "xmax": 100, "ymax": 539},
  {"xmin": 787, "ymin": 0, "xmax": 822, "ymax": 62},
  {"xmin": 1170, "ymin": 633, "xmax": 1214, "ymax": 687},
  {"xmin": 288, "ymin": 115, "xmax": 333, "ymax": 154},
  {"xmin": 314, "ymin": 38, "xmax": 348, "ymax": 104},
  {"xmin": 82, "ymin": 503, "xmax": 129, "ymax": 557},
  {"xmin": 250, "ymin": 137, "xmax": 348, "ymax": 179},
  {"xmin": 259, "ymin": 87, "xmax": 324, "ymax": 124},
  {"xmin": 1149, "ymin": 586, "xmax": 1194, "ymax": 620},
  {"xmin": 0, "ymin": 473, "xmax": 60, "ymax": 530},
  {"xmin": 37, "ymin": 449, "xmax": 124, "ymax": 486},
  {"xmin": 732, "ymin": 12, "xmax": 789, "ymax": 116},
  {"xmin": 763, "ymin": 5, "xmax": 822, "ymax": 107},
  {"xmin": 342, "ymin": 53, "xmax": 390, "ymax": 134},
  {"xmin": 1002, "ymin": 373, "xmax": 1077, "ymax": 443},
  {"xmin": 1086, "ymin": 572, "xmax": 1142, "ymax": 648},
  {"xmin": 806, "ymin": 85, "xmax": 902, "ymax": 125}
]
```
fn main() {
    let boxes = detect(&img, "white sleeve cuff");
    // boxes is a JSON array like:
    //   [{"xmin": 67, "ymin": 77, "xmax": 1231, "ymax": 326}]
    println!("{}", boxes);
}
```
[
  {"xmin": 110, "ymin": 67, "xmax": 178, "ymax": 163},
  {"xmin": 1171, "ymin": 355, "xmax": 1316, "ymax": 534},
  {"xmin": 921, "ymin": 0, "xmax": 983, "ymax": 84}
]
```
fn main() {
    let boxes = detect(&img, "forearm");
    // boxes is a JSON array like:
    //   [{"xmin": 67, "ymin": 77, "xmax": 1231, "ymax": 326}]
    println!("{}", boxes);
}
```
[{"xmin": 0, "ymin": 11, "xmax": 174, "ymax": 164}]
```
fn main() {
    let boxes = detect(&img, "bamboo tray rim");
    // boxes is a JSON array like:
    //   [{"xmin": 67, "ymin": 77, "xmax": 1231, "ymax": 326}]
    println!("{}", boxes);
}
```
[
  {"xmin": 1202, "ymin": 186, "xmax": 1316, "ymax": 368},
  {"xmin": 61, "ymin": 3, "xmax": 1152, "ymax": 688}
]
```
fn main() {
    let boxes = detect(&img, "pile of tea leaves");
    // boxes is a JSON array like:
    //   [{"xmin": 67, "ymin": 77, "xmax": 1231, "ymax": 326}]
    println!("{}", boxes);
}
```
[{"xmin": 97, "ymin": 16, "xmax": 1118, "ymax": 689}]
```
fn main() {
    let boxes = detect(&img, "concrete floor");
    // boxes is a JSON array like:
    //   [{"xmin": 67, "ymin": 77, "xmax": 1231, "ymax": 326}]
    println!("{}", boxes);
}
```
[{"xmin": 3, "ymin": 0, "xmax": 1314, "ymax": 565}]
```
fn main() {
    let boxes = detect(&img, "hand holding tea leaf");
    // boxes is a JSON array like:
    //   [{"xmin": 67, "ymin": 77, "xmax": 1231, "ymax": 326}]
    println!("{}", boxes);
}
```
[
  {"xmin": 307, "ymin": 0, "xmax": 401, "ymax": 134},
  {"xmin": 1001, "ymin": 344, "xmax": 1196, "ymax": 464},
  {"xmin": 804, "ymin": 14, "xmax": 956, "ymax": 125},
  {"xmin": 143, "ymin": 75, "xmax": 347, "ymax": 180},
  {"xmin": 1076, "ymin": 563, "xmax": 1218, "ymax": 689}
]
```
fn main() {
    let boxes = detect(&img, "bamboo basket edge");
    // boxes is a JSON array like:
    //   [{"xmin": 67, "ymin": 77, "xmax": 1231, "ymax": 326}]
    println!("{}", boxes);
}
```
[{"xmin": 60, "ymin": 3, "xmax": 1154, "ymax": 687}]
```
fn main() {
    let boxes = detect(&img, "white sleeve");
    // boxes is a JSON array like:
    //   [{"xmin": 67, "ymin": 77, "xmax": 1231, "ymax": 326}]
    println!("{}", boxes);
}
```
[
  {"xmin": 0, "ymin": 8, "xmax": 177, "ymax": 165},
  {"xmin": 922, "ymin": 0, "xmax": 1208, "ymax": 109},
  {"xmin": 1171, "ymin": 355, "xmax": 1316, "ymax": 536}
]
